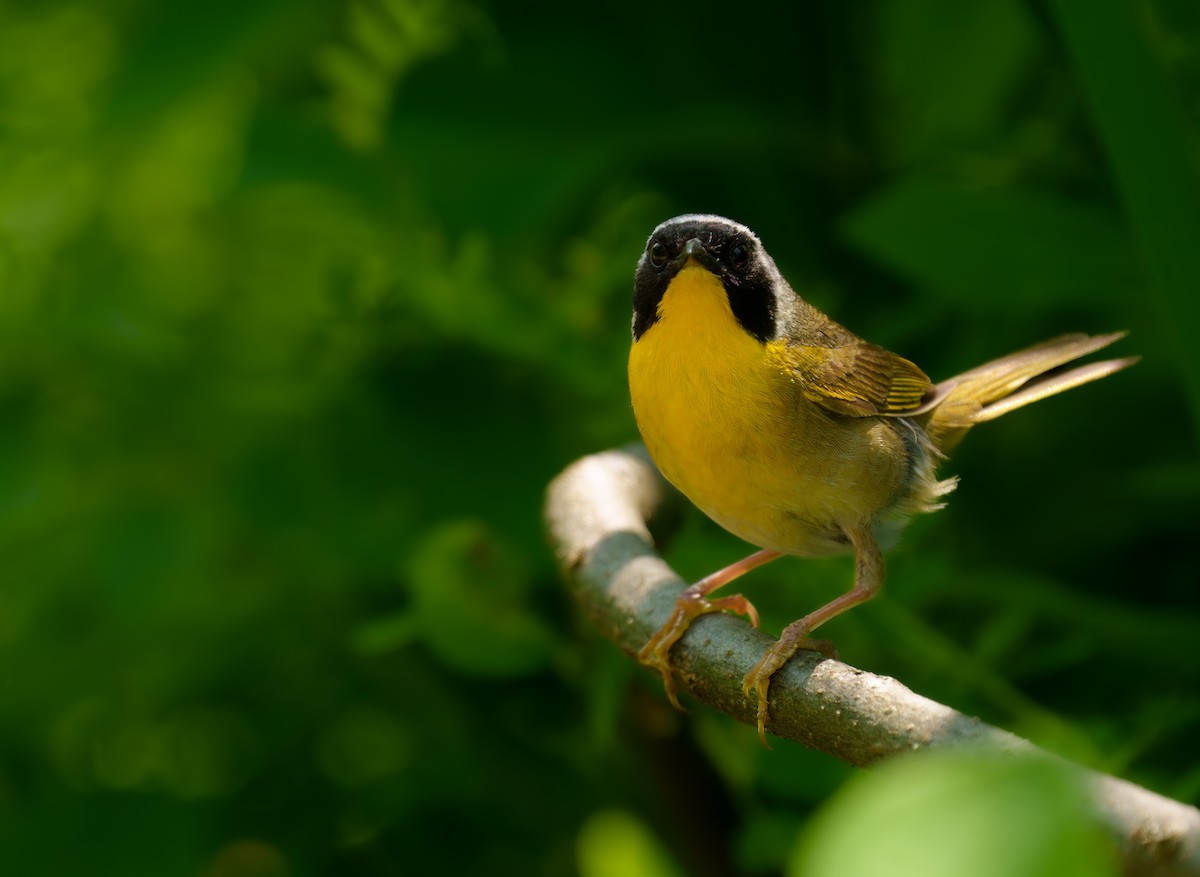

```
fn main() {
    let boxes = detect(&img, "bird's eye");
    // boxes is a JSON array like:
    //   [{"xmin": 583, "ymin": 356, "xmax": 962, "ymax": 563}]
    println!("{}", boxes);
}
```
[
  {"xmin": 729, "ymin": 242, "xmax": 750, "ymax": 272},
  {"xmin": 647, "ymin": 239, "xmax": 669, "ymax": 269}
]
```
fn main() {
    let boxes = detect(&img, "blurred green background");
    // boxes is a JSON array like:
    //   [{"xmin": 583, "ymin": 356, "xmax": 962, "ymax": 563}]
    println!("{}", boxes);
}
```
[{"xmin": 1, "ymin": 0, "xmax": 1198, "ymax": 874}]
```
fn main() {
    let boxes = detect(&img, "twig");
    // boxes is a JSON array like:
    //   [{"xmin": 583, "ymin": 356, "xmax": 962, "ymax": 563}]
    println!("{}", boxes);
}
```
[{"xmin": 544, "ymin": 445, "xmax": 1200, "ymax": 877}]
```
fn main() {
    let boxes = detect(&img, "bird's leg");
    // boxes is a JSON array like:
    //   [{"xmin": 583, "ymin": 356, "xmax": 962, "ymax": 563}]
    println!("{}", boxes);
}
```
[
  {"xmin": 638, "ymin": 548, "xmax": 781, "ymax": 710},
  {"xmin": 743, "ymin": 526, "xmax": 884, "ymax": 744}
]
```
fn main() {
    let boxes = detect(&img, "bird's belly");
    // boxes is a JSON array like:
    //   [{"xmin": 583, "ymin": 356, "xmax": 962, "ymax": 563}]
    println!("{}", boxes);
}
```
[{"xmin": 629, "ymin": 340, "xmax": 908, "ymax": 557}]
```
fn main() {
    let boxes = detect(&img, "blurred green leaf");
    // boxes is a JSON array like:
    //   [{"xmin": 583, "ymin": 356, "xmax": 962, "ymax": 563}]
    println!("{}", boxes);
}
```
[
  {"xmin": 875, "ymin": 0, "xmax": 1040, "ymax": 159},
  {"xmin": 370, "ymin": 519, "xmax": 560, "ymax": 676},
  {"xmin": 577, "ymin": 809, "xmax": 685, "ymax": 877},
  {"xmin": 789, "ymin": 751, "xmax": 1117, "ymax": 877},
  {"xmin": 1051, "ymin": 0, "xmax": 1200, "ymax": 428},
  {"xmin": 841, "ymin": 175, "xmax": 1141, "ymax": 310}
]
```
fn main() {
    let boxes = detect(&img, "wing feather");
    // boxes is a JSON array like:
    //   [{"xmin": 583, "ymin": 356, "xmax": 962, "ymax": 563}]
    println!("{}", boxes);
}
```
[{"xmin": 781, "ymin": 342, "xmax": 933, "ymax": 417}]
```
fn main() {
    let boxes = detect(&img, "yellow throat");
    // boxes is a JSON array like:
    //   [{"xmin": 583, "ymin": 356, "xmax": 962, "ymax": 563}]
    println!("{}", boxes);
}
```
[
  {"xmin": 628, "ymin": 264, "xmax": 774, "ymax": 465},
  {"xmin": 627, "ymin": 263, "xmax": 814, "ymax": 550}
]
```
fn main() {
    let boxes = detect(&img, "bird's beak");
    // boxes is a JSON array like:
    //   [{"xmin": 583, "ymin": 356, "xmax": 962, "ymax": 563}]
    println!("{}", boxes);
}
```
[{"xmin": 674, "ymin": 238, "xmax": 720, "ymax": 273}]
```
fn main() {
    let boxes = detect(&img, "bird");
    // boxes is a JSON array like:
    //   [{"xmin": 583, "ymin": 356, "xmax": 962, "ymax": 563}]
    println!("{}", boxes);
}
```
[{"xmin": 626, "ymin": 213, "xmax": 1136, "ymax": 743}]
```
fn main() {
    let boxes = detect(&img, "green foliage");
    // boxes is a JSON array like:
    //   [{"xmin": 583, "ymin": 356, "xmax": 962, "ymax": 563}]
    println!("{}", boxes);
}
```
[
  {"xmin": 0, "ymin": 0, "xmax": 1197, "ymax": 875},
  {"xmin": 578, "ymin": 809, "xmax": 686, "ymax": 877},
  {"xmin": 790, "ymin": 751, "xmax": 1117, "ymax": 877},
  {"xmin": 842, "ymin": 176, "xmax": 1141, "ymax": 309}
]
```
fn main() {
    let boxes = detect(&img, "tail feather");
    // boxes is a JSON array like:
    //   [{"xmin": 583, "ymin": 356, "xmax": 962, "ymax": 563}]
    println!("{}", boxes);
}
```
[
  {"xmin": 973, "ymin": 356, "xmax": 1137, "ymax": 422},
  {"xmin": 923, "ymin": 331, "xmax": 1135, "ymax": 452}
]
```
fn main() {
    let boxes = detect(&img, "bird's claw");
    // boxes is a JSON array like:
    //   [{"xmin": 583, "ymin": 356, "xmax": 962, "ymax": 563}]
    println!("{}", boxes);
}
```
[{"xmin": 638, "ymin": 588, "xmax": 760, "ymax": 710}]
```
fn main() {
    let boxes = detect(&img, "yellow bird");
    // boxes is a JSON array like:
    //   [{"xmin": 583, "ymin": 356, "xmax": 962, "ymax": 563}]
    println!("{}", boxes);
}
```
[{"xmin": 627, "ymin": 214, "xmax": 1136, "ymax": 742}]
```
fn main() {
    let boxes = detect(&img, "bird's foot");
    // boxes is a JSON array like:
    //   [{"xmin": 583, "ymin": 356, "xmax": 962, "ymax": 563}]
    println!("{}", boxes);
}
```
[
  {"xmin": 638, "ymin": 587, "xmax": 760, "ymax": 710},
  {"xmin": 742, "ymin": 624, "xmax": 838, "ymax": 746}
]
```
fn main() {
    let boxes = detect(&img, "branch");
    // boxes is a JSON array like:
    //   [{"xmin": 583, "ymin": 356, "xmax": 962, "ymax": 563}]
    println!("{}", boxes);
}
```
[{"xmin": 544, "ymin": 445, "xmax": 1200, "ymax": 877}]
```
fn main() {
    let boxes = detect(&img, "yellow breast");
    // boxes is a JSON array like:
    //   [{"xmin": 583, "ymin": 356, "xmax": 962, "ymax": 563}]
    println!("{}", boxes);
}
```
[{"xmin": 628, "ymin": 266, "xmax": 907, "ymax": 556}]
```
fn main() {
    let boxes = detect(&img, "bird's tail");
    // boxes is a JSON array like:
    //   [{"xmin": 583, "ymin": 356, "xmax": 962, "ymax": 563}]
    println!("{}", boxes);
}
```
[{"xmin": 921, "ymin": 332, "xmax": 1137, "ymax": 453}]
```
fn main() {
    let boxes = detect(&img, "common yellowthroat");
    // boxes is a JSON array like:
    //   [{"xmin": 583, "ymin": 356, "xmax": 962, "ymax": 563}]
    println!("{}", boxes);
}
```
[{"xmin": 628, "ymin": 214, "xmax": 1136, "ymax": 742}]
